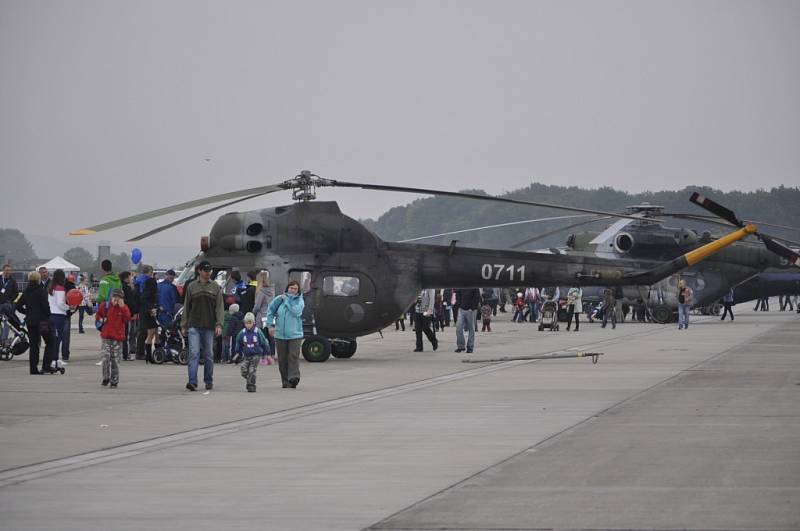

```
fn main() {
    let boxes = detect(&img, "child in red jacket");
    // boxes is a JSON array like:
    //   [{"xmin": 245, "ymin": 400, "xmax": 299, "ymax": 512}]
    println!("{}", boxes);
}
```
[{"xmin": 96, "ymin": 288, "xmax": 131, "ymax": 388}]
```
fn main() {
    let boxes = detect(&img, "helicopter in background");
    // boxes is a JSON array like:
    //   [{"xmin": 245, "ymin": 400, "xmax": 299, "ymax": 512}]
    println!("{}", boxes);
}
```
[{"xmin": 71, "ymin": 172, "xmax": 790, "ymax": 360}]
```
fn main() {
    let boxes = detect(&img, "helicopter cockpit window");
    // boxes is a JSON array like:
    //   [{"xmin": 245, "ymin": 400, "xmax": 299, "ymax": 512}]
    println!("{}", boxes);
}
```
[
  {"xmin": 322, "ymin": 276, "xmax": 360, "ymax": 297},
  {"xmin": 288, "ymin": 270, "xmax": 312, "ymax": 294}
]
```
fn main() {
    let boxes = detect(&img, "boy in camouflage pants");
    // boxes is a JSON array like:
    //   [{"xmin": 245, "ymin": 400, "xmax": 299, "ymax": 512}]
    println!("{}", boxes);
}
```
[
  {"xmin": 95, "ymin": 289, "xmax": 131, "ymax": 388},
  {"xmin": 233, "ymin": 312, "xmax": 270, "ymax": 392}
]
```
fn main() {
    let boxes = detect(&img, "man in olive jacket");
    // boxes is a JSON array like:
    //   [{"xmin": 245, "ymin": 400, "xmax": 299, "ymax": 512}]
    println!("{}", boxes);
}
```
[{"xmin": 181, "ymin": 261, "xmax": 224, "ymax": 391}]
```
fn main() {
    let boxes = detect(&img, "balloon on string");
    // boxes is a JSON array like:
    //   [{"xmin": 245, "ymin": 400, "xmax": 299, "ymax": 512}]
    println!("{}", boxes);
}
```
[
  {"xmin": 131, "ymin": 248, "xmax": 142, "ymax": 265},
  {"xmin": 66, "ymin": 289, "xmax": 83, "ymax": 307}
]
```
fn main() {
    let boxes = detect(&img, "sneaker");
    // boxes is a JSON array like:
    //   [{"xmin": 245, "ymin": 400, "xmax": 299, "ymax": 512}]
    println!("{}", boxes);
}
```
[
  {"xmin": 266, "ymin": 357, "xmax": 274, "ymax": 365},
  {"xmin": 433, "ymin": 341, "xmax": 439, "ymax": 351},
  {"xmin": 413, "ymin": 348, "xmax": 423, "ymax": 352},
  {"xmin": 288, "ymin": 377, "xmax": 299, "ymax": 389},
  {"xmin": 466, "ymin": 349, "xmax": 473, "ymax": 354},
  {"xmin": 95, "ymin": 361, "xmax": 103, "ymax": 366},
  {"xmin": 282, "ymin": 381, "xmax": 289, "ymax": 388},
  {"xmin": 101, "ymin": 379, "xmax": 109, "ymax": 386},
  {"xmin": 186, "ymin": 382, "xmax": 197, "ymax": 392},
  {"xmin": 246, "ymin": 385, "xmax": 256, "ymax": 393},
  {"xmin": 205, "ymin": 383, "xmax": 213, "ymax": 391},
  {"xmin": 454, "ymin": 348, "xmax": 465, "ymax": 353},
  {"xmin": 110, "ymin": 382, "xmax": 117, "ymax": 388}
]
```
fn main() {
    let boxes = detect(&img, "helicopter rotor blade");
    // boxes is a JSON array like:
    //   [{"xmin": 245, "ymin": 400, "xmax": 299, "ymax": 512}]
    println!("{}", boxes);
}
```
[
  {"xmin": 689, "ymin": 192, "xmax": 743, "ymax": 227},
  {"xmin": 510, "ymin": 216, "xmax": 613, "ymax": 249},
  {"xmin": 70, "ymin": 183, "xmax": 288, "ymax": 235},
  {"xmin": 330, "ymin": 181, "xmax": 663, "ymax": 223},
  {"xmin": 126, "ymin": 193, "xmax": 270, "ymax": 242},
  {"xmin": 662, "ymin": 212, "xmax": 800, "ymax": 233},
  {"xmin": 689, "ymin": 191, "xmax": 800, "ymax": 262},
  {"xmin": 398, "ymin": 214, "xmax": 599, "ymax": 243},
  {"xmin": 761, "ymin": 235, "xmax": 800, "ymax": 266}
]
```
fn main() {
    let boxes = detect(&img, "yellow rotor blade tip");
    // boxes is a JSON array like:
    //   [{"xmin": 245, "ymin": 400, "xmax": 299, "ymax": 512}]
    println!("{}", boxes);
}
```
[{"xmin": 69, "ymin": 229, "xmax": 97, "ymax": 236}]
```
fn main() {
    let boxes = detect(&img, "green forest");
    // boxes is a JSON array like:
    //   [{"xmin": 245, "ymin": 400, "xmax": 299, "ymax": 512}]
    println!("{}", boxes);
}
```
[{"xmin": 361, "ymin": 185, "xmax": 800, "ymax": 250}]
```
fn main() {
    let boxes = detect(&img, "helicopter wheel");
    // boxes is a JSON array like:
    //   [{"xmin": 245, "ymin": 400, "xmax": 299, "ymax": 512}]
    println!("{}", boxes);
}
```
[
  {"xmin": 302, "ymin": 335, "xmax": 331, "ymax": 363},
  {"xmin": 651, "ymin": 304, "xmax": 673, "ymax": 324},
  {"xmin": 331, "ymin": 339, "xmax": 357, "ymax": 359}
]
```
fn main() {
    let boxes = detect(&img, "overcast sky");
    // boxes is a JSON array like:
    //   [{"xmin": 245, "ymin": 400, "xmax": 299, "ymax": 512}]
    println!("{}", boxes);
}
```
[{"xmin": 1, "ymin": 0, "xmax": 798, "ymax": 249}]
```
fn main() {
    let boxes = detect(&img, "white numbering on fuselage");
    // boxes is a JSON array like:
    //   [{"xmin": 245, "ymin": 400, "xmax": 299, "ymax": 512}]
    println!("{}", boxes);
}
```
[{"xmin": 480, "ymin": 264, "xmax": 525, "ymax": 282}]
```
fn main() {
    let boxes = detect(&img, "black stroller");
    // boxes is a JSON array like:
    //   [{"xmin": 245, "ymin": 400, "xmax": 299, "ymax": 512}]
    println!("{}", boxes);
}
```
[
  {"xmin": 0, "ymin": 313, "xmax": 30, "ymax": 361},
  {"xmin": 151, "ymin": 305, "xmax": 188, "ymax": 365}
]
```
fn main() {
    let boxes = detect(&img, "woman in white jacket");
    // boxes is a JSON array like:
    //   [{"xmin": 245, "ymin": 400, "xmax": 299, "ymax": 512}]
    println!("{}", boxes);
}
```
[
  {"xmin": 47, "ymin": 269, "xmax": 69, "ymax": 368},
  {"xmin": 566, "ymin": 286, "xmax": 582, "ymax": 331}
]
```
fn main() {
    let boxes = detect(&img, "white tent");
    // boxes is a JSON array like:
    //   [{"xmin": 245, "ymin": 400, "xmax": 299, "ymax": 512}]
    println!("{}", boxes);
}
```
[{"xmin": 37, "ymin": 256, "xmax": 81, "ymax": 272}]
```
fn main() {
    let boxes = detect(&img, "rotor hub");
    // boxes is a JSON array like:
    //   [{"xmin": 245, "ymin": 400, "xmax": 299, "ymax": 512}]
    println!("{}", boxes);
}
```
[{"xmin": 285, "ymin": 170, "xmax": 336, "ymax": 202}]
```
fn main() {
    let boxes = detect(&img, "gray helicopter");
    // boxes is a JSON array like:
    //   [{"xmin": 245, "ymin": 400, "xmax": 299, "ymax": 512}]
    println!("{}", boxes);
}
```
[{"xmin": 72, "ymin": 172, "xmax": 784, "ymax": 360}]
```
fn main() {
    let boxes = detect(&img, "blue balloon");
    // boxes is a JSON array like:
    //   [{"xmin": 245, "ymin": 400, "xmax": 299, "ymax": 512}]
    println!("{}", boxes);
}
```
[{"xmin": 131, "ymin": 248, "xmax": 142, "ymax": 265}]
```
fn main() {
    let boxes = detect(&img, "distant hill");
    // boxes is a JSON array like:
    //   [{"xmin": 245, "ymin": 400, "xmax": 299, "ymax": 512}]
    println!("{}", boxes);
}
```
[{"xmin": 361, "ymin": 184, "xmax": 800, "ymax": 250}]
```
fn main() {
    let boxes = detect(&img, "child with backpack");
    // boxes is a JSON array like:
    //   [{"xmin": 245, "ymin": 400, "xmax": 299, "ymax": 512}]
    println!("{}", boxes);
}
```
[
  {"xmin": 95, "ymin": 289, "xmax": 131, "ymax": 388},
  {"xmin": 233, "ymin": 312, "xmax": 271, "ymax": 392}
]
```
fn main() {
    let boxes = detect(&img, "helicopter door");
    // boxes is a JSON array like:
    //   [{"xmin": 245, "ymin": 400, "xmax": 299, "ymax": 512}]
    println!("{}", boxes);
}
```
[{"xmin": 319, "ymin": 272, "xmax": 377, "ymax": 331}]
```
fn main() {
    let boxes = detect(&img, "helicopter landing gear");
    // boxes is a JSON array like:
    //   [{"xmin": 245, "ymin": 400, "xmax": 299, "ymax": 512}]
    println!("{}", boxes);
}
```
[
  {"xmin": 302, "ymin": 335, "xmax": 331, "ymax": 363},
  {"xmin": 331, "ymin": 339, "xmax": 357, "ymax": 359},
  {"xmin": 651, "ymin": 304, "xmax": 673, "ymax": 324}
]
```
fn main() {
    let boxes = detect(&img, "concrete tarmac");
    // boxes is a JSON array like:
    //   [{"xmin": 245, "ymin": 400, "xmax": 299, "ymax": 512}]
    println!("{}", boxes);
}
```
[{"xmin": 0, "ymin": 307, "xmax": 798, "ymax": 530}]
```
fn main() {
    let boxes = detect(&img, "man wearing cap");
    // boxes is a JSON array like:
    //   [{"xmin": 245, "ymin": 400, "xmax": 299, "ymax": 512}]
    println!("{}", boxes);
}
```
[{"xmin": 181, "ymin": 261, "xmax": 224, "ymax": 391}]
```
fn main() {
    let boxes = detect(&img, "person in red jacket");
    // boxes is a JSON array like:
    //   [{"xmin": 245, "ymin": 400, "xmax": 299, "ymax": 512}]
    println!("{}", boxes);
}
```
[{"xmin": 96, "ymin": 289, "xmax": 131, "ymax": 388}]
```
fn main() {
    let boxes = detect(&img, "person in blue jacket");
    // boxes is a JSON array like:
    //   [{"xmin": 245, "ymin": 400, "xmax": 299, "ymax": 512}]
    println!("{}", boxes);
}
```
[
  {"xmin": 265, "ymin": 279, "xmax": 305, "ymax": 389},
  {"xmin": 157, "ymin": 270, "xmax": 178, "ymax": 328}
]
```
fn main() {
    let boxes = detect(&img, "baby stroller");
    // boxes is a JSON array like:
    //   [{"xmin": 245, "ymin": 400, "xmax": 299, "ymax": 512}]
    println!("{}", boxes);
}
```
[
  {"xmin": 151, "ymin": 305, "xmax": 188, "ymax": 365},
  {"xmin": 0, "ymin": 314, "xmax": 30, "ymax": 361},
  {"xmin": 538, "ymin": 299, "xmax": 560, "ymax": 331}
]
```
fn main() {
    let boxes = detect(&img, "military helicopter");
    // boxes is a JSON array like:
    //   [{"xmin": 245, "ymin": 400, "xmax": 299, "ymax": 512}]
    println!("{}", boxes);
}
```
[
  {"xmin": 416, "ymin": 199, "xmax": 800, "ymax": 323},
  {"xmin": 71, "ymin": 172, "xmax": 782, "ymax": 361}
]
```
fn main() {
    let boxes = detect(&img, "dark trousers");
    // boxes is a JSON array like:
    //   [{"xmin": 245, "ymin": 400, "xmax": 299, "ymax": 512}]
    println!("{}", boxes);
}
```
[
  {"xmin": 127, "ymin": 319, "xmax": 138, "ymax": 358},
  {"xmin": 77, "ymin": 307, "xmax": 87, "ymax": 332},
  {"xmin": 61, "ymin": 315, "xmax": 71, "ymax": 360},
  {"xmin": 566, "ymin": 304, "xmax": 579, "ymax": 330},
  {"xmin": 481, "ymin": 318, "xmax": 491, "ymax": 332},
  {"xmin": 414, "ymin": 313, "xmax": 437, "ymax": 350},
  {"xmin": 26, "ymin": 324, "xmax": 53, "ymax": 373},
  {"xmin": 721, "ymin": 303, "xmax": 734, "ymax": 320},
  {"xmin": 395, "ymin": 319, "xmax": 405, "ymax": 331}
]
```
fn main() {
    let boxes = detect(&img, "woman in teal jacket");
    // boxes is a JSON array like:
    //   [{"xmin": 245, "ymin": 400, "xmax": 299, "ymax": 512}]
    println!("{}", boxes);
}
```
[{"xmin": 265, "ymin": 280, "xmax": 305, "ymax": 388}]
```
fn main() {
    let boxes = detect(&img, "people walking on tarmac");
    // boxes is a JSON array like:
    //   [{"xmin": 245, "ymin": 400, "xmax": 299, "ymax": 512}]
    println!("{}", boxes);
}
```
[
  {"xmin": 47, "ymin": 269, "xmax": 70, "ymax": 368},
  {"xmin": 677, "ymin": 279, "xmax": 694, "ymax": 330},
  {"xmin": 721, "ymin": 288, "xmax": 735, "ymax": 321},
  {"xmin": 566, "ymin": 286, "xmax": 582, "ymax": 331},
  {"xmin": 95, "ymin": 289, "xmax": 131, "ymax": 388},
  {"xmin": 413, "ymin": 289, "xmax": 438, "ymax": 352},
  {"xmin": 524, "ymin": 287, "xmax": 540, "ymax": 323},
  {"xmin": 157, "ymin": 269, "xmax": 178, "ymax": 328},
  {"xmin": 15, "ymin": 271, "xmax": 52, "ymax": 374},
  {"xmin": 96, "ymin": 260, "xmax": 121, "ymax": 305},
  {"xmin": 512, "ymin": 291, "xmax": 526, "ymax": 322},
  {"xmin": 480, "ymin": 301, "xmax": 493, "ymax": 332},
  {"xmin": 601, "ymin": 288, "xmax": 617, "ymax": 329},
  {"xmin": 454, "ymin": 288, "xmax": 481, "ymax": 353},
  {"xmin": 238, "ymin": 270, "xmax": 258, "ymax": 314},
  {"xmin": 38, "ymin": 266, "xmax": 50, "ymax": 289},
  {"xmin": 119, "ymin": 271, "xmax": 140, "ymax": 361},
  {"xmin": 181, "ymin": 260, "xmax": 224, "ymax": 392},
  {"xmin": 77, "ymin": 276, "xmax": 93, "ymax": 333},
  {"xmin": 135, "ymin": 265, "xmax": 159, "ymax": 362},
  {"xmin": 265, "ymin": 279, "xmax": 305, "ymax": 389},
  {"xmin": 233, "ymin": 312, "xmax": 270, "ymax": 392},
  {"xmin": 223, "ymin": 304, "xmax": 244, "ymax": 364},
  {"xmin": 252, "ymin": 271, "xmax": 276, "ymax": 363}
]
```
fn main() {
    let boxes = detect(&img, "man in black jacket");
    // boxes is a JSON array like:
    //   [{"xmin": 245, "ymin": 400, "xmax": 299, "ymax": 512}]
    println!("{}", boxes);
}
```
[{"xmin": 454, "ymin": 288, "xmax": 481, "ymax": 353}]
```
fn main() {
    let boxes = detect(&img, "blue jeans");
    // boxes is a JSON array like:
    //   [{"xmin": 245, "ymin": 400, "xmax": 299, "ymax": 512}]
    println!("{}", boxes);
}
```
[
  {"xmin": 48, "ymin": 314, "xmax": 66, "ymax": 361},
  {"xmin": 187, "ymin": 327, "xmax": 215, "ymax": 385},
  {"xmin": 527, "ymin": 301, "xmax": 538, "ymax": 322},
  {"xmin": 456, "ymin": 309, "xmax": 476, "ymax": 350},
  {"xmin": 677, "ymin": 303, "xmax": 691, "ymax": 329}
]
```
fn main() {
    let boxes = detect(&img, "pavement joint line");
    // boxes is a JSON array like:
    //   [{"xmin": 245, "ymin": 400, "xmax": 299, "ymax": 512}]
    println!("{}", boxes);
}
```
[
  {"xmin": 363, "ymin": 316, "xmax": 789, "ymax": 531},
  {"xmin": 0, "ymin": 323, "xmax": 684, "ymax": 489}
]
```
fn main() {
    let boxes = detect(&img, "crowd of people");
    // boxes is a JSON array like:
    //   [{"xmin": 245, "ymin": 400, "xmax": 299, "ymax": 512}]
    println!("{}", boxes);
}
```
[{"xmin": 1, "ymin": 260, "xmax": 304, "ymax": 393}]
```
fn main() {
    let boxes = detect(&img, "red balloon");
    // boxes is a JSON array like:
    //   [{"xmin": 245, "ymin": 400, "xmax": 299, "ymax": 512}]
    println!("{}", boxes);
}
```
[{"xmin": 66, "ymin": 288, "xmax": 83, "ymax": 307}]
